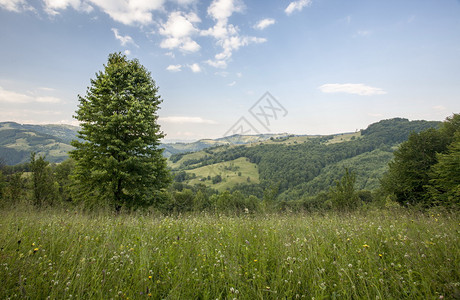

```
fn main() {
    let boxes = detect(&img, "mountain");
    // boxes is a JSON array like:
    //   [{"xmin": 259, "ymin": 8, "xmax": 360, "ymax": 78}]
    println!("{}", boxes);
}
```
[
  {"xmin": 0, "ymin": 116, "xmax": 441, "ymax": 203},
  {"xmin": 160, "ymin": 133, "xmax": 293, "ymax": 157},
  {"xmin": 0, "ymin": 122, "xmax": 295, "ymax": 164},
  {"xmin": 167, "ymin": 118, "xmax": 441, "ymax": 197},
  {"xmin": 0, "ymin": 122, "xmax": 79, "ymax": 165}
]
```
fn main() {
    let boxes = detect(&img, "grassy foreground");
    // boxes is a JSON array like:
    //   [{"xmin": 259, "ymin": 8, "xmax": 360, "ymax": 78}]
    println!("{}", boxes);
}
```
[{"xmin": 0, "ymin": 207, "xmax": 459, "ymax": 299}]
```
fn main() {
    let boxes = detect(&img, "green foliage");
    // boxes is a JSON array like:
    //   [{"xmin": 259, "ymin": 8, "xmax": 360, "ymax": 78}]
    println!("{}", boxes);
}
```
[
  {"xmin": 0, "ymin": 170, "xmax": 5, "ymax": 201},
  {"xmin": 3, "ymin": 172, "xmax": 26, "ymax": 205},
  {"xmin": 329, "ymin": 168, "xmax": 360, "ymax": 210},
  {"xmin": 429, "ymin": 132, "xmax": 460, "ymax": 207},
  {"xmin": 70, "ymin": 52, "xmax": 170, "ymax": 210},
  {"xmin": 30, "ymin": 153, "xmax": 57, "ymax": 207},
  {"xmin": 381, "ymin": 114, "xmax": 460, "ymax": 208},
  {"xmin": 53, "ymin": 159, "xmax": 75, "ymax": 203},
  {"xmin": 211, "ymin": 174, "xmax": 222, "ymax": 184},
  {"xmin": 361, "ymin": 117, "xmax": 440, "ymax": 145}
]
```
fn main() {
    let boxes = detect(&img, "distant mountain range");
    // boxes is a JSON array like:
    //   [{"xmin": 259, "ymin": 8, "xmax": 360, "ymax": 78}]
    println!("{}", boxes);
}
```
[
  {"xmin": 0, "ymin": 121, "xmax": 293, "ymax": 165},
  {"xmin": 0, "ymin": 122, "xmax": 78, "ymax": 165}
]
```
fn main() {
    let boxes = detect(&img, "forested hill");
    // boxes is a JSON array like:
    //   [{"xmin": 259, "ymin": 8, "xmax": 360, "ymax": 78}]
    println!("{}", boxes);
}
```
[
  {"xmin": 168, "ymin": 118, "xmax": 441, "ymax": 199},
  {"xmin": 0, "ymin": 118, "xmax": 440, "ymax": 171},
  {"xmin": 0, "ymin": 122, "xmax": 78, "ymax": 165},
  {"xmin": 0, "ymin": 122, "xmax": 290, "ymax": 164}
]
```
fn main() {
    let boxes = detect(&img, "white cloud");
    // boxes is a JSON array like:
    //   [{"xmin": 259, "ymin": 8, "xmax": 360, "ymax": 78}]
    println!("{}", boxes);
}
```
[
  {"xmin": 124, "ymin": 49, "xmax": 131, "ymax": 55},
  {"xmin": 206, "ymin": 59, "xmax": 227, "ymax": 69},
  {"xmin": 166, "ymin": 64, "xmax": 182, "ymax": 72},
  {"xmin": 159, "ymin": 11, "xmax": 201, "ymax": 53},
  {"xmin": 39, "ymin": 0, "xmax": 164, "ymax": 24},
  {"xmin": 318, "ymin": 83, "xmax": 386, "ymax": 96},
  {"xmin": 43, "ymin": 0, "xmax": 93, "ymax": 15},
  {"xmin": 188, "ymin": 63, "xmax": 201, "ymax": 73},
  {"xmin": 227, "ymin": 81, "xmax": 236, "ymax": 86},
  {"xmin": 159, "ymin": 116, "xmax": 217, "ymax": 124},
  {"xmin": 201, "ymin": 0, "xmax": 266, "ymax": 69},
  {"xmin": 0, "ymin": 0, "xmax": 34, "ymax": 12},
  {"xmin": 111, "ymin": 28, "xmax": 138, "ymax": 47},
  {"xmin": 0, "ymin": 86, "xmax": 63, "ymax": 103},
  {"xmin": 0, "ymin": 86, "xmax": 32, "ymax": 103},
  {"xmin": 285, "ymin": 0, "xmax": 312, "ymax": 15},
  {"xmin": 207, "ymin": 0, "xmax": 244, "ymax": 22},
  {"xmin": 87, "ymin": 0, "xmax": 164, "ymax": 25},
  {"xmin": 254, "ymin": 18, "xmax": 275, "ymax": 30}
]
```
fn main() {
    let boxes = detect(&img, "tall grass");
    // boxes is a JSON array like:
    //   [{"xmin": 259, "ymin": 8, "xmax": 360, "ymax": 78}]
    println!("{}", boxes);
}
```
[{"xmin": 0, "ymin": 206, "xmax": 458, "ymax": 299}]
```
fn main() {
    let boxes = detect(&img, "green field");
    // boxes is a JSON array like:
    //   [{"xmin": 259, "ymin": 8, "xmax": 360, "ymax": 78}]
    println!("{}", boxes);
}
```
[
  {"xmin": 1, "ymin": 207, "xmax": 458, "ymax": 299},
  {"xmin": 184, "ymin": 157, "xmax": 259, "ymax": 191}
]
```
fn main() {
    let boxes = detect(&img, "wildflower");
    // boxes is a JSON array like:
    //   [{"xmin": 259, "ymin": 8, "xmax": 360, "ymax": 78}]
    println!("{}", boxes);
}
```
[
  {"xmin": 33, "ymin": 248, "xmax": 39, "ymax": 253},
  {"xmin": 148, "ymin": 276, "xmax": 152, "ymax": 279},
  {"xmin": 254, "ymin": 259, "xmax": 257, "ymax": 262},
  {"xmin": 363, "ymin": 244, "xmax": 370, "ymax": 248},
  {"xmin": 379, "ymin": 254, "xmax": 383, "ymax": 258}
]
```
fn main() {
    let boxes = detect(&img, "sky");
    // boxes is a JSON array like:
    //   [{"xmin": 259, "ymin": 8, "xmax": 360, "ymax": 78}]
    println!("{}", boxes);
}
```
[{"xmin": 0, "ymin": 0, "xmax": 459, "ymax": 142}]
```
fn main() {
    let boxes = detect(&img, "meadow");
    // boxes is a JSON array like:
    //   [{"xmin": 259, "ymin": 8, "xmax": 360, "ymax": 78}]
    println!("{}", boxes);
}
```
[{"xmin": 0, "ymin": 207, "xmax": 458, "ymax": 299}]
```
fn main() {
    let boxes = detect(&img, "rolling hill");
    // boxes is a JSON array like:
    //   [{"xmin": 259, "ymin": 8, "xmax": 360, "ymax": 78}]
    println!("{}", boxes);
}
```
[
  {"xmin": 0, "ymin": 122, "xmax": 294, "ymax": 164},
  {"xmin": 0, "ymin": 118, "xmax": 441, "ymax": 199},
  {"xmin": 168, "ymin": 118, "xmax": 441, "ymax": 198},
  {"xmin": 0, "ymin": 122, "xmax": 78, "ymax": 165}
]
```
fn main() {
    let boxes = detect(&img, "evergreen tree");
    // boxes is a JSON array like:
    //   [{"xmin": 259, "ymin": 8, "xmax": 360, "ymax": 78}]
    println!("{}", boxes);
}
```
[{"xmin": 70, "ymin": 53, "xmax": 170, "ymax": 210}]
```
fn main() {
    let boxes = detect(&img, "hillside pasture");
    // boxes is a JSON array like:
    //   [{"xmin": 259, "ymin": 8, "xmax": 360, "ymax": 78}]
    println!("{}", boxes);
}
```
[{"xmin": 184, "ymin": 157, "xmax": 259, "ymax": 191}]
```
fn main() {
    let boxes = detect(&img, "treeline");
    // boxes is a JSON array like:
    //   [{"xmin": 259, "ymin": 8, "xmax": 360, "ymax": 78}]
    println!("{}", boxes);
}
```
[{"xmin": 0, "ymin": 153, "xmax": 378, "ymax": 214}]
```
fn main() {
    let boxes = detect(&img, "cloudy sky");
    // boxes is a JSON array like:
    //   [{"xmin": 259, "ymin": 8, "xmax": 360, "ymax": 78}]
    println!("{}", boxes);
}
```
[{"xmin": 1, "ymin": 0, "xmax": 459, "ymax": 141}]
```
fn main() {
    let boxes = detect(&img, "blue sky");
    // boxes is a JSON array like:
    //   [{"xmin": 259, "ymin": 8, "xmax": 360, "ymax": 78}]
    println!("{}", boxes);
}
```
[{"xmin": 0, "ymin": 0, "xmax": 459, "ymax": 141}]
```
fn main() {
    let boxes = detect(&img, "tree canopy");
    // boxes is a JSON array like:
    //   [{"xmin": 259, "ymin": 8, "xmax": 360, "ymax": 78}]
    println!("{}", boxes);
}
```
[
  {"xmin": 381, "ymin": 114, "xmax": 460, "ymax": 207},
  {"xmin": 70, "ymin": 53, "xmax": 170, "ymax": 210}
]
